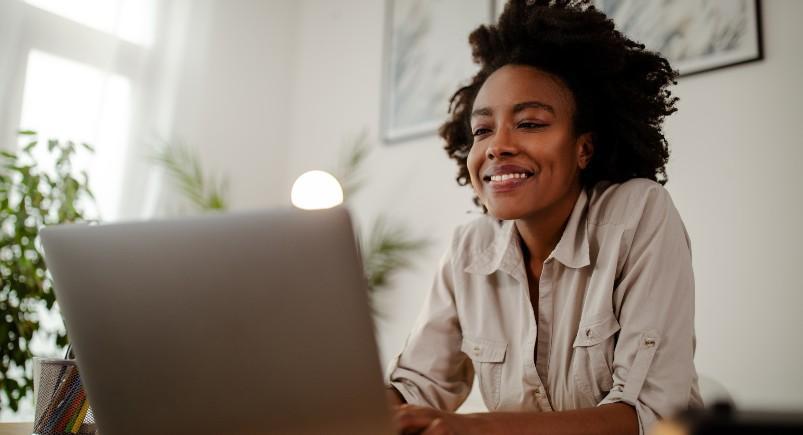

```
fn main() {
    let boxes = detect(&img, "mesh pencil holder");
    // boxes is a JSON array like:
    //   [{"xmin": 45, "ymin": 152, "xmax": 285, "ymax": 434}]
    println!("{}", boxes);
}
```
[{"xmin": 33, "ymin": 358, "xmax": 97, "ymax": 435}]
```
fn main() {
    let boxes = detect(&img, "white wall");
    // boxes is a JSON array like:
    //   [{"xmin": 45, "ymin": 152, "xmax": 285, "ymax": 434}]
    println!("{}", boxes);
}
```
[
  {"xmin": 156, "ymin": 0, "xmax": 299, "ymax": 213},
  {"xmin": 665, "ymin": 0, "xmax": 803, "ymax": 410},
  {"xmin": 279, "ymin": 0, "xmax": 803, "ymax": 412},
  {"xmin": 284, "ymin": 0, "xmax": 476, "ymax": 367}
]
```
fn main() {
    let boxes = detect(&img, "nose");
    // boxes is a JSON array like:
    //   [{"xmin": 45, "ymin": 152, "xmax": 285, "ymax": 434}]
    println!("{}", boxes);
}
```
[{"xmin": 486, "ymin": 127, "xmax": 518, "ymax": 160}]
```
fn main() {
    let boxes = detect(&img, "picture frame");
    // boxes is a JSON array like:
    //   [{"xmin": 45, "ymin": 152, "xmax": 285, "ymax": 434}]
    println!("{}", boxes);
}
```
[
  {"xmin": 381, "ymin": 0, "xmax": 496, "ymax": 144},
  {"xmin": 595, "ymin": 0, "xmax": 763, "ymax": 77}
]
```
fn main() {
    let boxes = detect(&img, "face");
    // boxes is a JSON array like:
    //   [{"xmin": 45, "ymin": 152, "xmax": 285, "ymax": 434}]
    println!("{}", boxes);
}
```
[{"xmin": 467, "ymin": 64, "xmax": 593, "ymax": 221}]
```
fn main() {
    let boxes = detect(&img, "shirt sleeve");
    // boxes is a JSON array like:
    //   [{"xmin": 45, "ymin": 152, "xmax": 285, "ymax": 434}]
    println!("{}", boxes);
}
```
[
  {"xmin": 597, "ymin": 185, "xmax": 698, "ymax": 435},
  {"xmin": 386, "ymin": 226, "xmax": 474, "ymax": 411}
]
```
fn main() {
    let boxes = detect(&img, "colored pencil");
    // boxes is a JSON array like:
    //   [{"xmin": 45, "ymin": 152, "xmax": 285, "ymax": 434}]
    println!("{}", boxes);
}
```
[
  {"xmin": 44, "ymin": 368, "xmax": 80, "ymax": 434},
  {"xmin": 69, "ymin": 399, "xmax": 90, "ymax": 434},
  {"xmin": 35, "ymin": 366, "xmax": 76, "ymax": 433},
  {"xmin": 56, "ymin": 388, "xmax": 85, "ymax": 433}
]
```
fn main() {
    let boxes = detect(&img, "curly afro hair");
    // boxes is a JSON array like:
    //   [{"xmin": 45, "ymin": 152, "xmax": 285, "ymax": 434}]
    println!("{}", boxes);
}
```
[{"xmin": 439, "ymin": 0, "xmax": 678, "ymax": 206}]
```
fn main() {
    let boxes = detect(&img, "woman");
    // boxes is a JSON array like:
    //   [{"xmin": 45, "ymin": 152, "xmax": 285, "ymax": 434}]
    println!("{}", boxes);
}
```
[{"xmin": 385, "ymin": 1, "xmax": 703, "ymax": 434}]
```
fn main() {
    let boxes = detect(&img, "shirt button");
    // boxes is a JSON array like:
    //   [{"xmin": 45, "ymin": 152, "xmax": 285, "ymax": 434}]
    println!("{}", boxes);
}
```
[
  {"xmin": 585, "ymin": 329, "xmax": 593, "ymax": 338},
  {"xmin": 473, "ymin": 346, "xmax": 480, "ymax": 355}
]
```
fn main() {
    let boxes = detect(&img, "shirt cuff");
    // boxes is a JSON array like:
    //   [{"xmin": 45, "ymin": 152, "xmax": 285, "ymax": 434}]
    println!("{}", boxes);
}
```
[
  {"xmin": 598, "ymin": 388, "xmax": 657, "ymax": 435},
  {"xmin": 385, "ymin": 353, "xmax": 431, "ymax": 407},
  {"xmin": 388, "ymin": 379, "xmax": 427, "ymax": 406}
]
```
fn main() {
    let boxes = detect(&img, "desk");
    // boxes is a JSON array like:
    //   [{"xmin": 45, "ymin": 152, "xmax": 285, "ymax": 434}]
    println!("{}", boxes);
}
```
[{"xmin": 0, "ymin": 423, "xmax": 32, "ymax": 435}]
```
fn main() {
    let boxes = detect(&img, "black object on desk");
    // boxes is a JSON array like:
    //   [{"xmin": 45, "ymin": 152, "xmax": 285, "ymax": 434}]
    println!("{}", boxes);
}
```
[{"xmin": 686, "ymin": 402, "xmax": 803, "ymax": 435}]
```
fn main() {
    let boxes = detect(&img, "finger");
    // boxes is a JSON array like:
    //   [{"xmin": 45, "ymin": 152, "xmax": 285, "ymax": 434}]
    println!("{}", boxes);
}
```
[
  {"xmin": 395, "ymin": 408, "xmax": 437, "ymax": 431},
  {"xmin": 394, "ymin": 405, "xmax": 440, "ymax": 432},
  {"xmin": 421, "ymin": 418, "xmax": 452, "ymax": 435},
  {"xmin": 396, "ymin": 404, "xmax": 440, "ymax": 418}
]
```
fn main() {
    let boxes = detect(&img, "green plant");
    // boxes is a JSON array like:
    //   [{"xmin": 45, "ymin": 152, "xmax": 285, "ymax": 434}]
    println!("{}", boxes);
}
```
[
  {"xmin": 0, "ymin": 131, "xmax": 96, "ymax": 412},
  {"xmin": 360, "ymin": 215, "xmax": 428, "ymax": 293},
  {"xmin": 152, "ymin": 144, "xmax": 227, "ymax": 211}
]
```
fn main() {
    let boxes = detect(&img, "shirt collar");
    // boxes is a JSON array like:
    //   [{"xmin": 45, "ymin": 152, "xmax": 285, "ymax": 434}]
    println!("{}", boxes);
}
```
[
  {"xmin": 551, "ymin": 187, "xmax": 591, "ymax": 269},
  {"xmin": 464, "ymin": 188, "xmax": 591, "ymax": 279}
]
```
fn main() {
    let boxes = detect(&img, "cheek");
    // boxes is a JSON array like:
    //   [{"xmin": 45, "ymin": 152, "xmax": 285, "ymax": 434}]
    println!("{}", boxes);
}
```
[
  {"xmin": 540, "ymin": 133, "xmax": 579, "ymax": 174},
  {"xmin": 556, "ymin": 142, "xmax": 581, "ymax": 173},
  {"xmin": 466, "ymin": 146, "xmax": 484, "ymax": 188}
]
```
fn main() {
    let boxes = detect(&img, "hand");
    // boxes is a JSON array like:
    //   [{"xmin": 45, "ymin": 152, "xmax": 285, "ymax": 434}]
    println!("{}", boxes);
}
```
[{"xmin": 392, "ymin": 404, "xmax": 490, "ymax": 435}]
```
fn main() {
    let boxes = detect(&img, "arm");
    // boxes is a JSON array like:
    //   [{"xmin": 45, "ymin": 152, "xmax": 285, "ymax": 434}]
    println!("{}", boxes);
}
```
[
  {"xmin": 395, "ymin": 402, "xmax": 637, "ymax": 435},
  {"xmin": 386, "ymin": 226, "xmax": 474, "ymax": 410},
  {"xmin": 597, "ymin": 185, "xmax": 698, "ymax": 434},
  {"xmin": 481, "ymin": 403, "xmax": 638, "ymax": 435}
]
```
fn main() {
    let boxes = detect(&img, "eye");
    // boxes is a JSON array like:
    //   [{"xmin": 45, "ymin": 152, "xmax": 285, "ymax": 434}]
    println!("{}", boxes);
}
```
[
  {"xmin": 518, "ymin": 121, "xmax": 548, "ymax": 129},
  {"xmin": 472, "ymin": 127, "xmax": 491, "ymax": 137}
]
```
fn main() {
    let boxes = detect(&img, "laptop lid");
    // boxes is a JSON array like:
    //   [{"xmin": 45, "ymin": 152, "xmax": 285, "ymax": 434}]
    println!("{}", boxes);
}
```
[{"xmin": 41, "ymin": 207, "xmax": 394, "ymax": 435}]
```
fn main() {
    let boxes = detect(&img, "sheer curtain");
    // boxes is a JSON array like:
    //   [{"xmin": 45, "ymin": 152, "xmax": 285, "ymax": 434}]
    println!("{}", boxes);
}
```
[{"xmin": 0, "ymin": 0, "xmax": 199, "ymax": 222}]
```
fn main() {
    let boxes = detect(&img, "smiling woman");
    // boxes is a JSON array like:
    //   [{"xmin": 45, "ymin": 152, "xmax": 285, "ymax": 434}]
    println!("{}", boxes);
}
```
[
  {"xmin": 385, "ymin": 1, "xmax": 702, "ymax": 434},
  {"xmin": 468, "ymin": 65, "xmax": 588, "ymax": 222}
]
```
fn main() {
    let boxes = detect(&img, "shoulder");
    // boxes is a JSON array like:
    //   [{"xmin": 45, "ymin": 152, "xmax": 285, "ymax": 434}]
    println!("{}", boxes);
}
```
[
  {"xmin": 587, "ymin": 178, "xmax": 677, "ymax": 229},
  {"xmin": 447, "ymin": 215, "xmax": 504, "ymax": 266}
]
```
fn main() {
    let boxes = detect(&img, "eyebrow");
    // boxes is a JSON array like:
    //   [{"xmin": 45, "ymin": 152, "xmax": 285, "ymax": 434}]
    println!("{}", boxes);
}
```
[{"xmin": 470, "ymin": 101, "xmax": 555, "ymax": 118}]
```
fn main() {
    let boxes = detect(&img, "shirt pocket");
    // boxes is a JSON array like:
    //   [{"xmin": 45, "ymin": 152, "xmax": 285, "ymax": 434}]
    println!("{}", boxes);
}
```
[
  {"xmin": 461, "ymin": 336, "xmax": 507, "ymax": 410},
  {"xmin": 572, "ymin": 315, "xmax": 620, "ymax": 401}
]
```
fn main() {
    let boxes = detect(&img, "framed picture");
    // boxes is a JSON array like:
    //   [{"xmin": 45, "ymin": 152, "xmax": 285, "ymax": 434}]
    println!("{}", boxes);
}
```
[
  {"xmin": 381, "ymin": 0, "xmax": 495, "ymax": 144},
  {"xmin": 595, "ymin": 0, "xmax": 763, "ymax": 77}
]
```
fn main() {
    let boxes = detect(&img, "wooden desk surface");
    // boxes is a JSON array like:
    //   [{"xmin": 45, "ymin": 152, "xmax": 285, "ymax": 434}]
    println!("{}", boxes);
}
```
[{"xmin": 0, "ymin": 423, "xmax": 32, "ymax": 435}]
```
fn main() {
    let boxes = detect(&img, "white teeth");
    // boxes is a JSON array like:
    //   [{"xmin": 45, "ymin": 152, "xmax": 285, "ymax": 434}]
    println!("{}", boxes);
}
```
[{"xmin": 489, "ymin": 173, "xmax": 529, "ymax": 182}]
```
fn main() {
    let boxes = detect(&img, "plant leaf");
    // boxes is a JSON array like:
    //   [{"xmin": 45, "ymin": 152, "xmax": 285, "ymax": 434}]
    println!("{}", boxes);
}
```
[
  {"xmin": 22, "ymin": 141, "xmax": 37, "ymax": 153},
  {"xmin": 0, "ymin": 132, "xmax": 95, "ymax": 411},
  {"xmin": 151, "ymin": 143, "xmax": 229, "ymax": 212}
]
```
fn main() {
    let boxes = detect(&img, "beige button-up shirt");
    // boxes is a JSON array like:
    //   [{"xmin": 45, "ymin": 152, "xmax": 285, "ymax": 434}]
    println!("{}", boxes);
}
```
[{"xmin": 387, "ymin": 178, "xmax": 703, "ymax": 435}]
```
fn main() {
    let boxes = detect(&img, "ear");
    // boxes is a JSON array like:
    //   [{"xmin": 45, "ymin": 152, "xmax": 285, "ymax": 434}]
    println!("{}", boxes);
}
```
[{"xmin": 576, "ymin": 133, "xmax": 594, "ymax": 170}]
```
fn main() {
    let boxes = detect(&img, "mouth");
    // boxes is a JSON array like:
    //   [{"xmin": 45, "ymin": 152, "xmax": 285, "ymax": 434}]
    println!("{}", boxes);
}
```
[
  {"xmin": 482, "ymin": 164, "xmax": 535, "ymax": 183},
  {"xmin": 482, "ymin": 172, "xmax": 534, "ymax": 183},
  {"xmin": 483, "ymin": 171, "xmax": 535, "ymax": 193}
]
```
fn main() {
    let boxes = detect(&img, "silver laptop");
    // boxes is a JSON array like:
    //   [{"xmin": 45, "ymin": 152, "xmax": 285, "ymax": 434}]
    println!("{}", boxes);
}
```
[{"xmin": 40, "ymin": 207, "xmax": 394, "ymax": 435}]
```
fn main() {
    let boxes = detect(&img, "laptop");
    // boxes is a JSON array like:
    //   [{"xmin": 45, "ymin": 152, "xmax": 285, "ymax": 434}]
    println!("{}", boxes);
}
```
[{"xmin": 40, "ymin": 207, "xmax": 395, "ymax": 435}]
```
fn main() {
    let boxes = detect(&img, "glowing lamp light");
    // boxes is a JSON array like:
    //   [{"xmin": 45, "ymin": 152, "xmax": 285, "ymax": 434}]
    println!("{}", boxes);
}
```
[{"xmin": 290, "ymin": 170, "xmax": 344, "ymax": 210}]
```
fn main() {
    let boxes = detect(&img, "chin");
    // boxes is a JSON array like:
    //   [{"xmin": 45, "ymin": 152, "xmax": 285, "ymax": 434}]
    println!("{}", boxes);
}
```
[{"xmin": 486, "ymin": 205, "xmax": 527, "ymax": 221}]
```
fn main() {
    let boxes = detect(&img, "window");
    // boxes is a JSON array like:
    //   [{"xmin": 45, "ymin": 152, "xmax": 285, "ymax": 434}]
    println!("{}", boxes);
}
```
[{"xmin": 5, "ymin": 0, "xmax": 156, "ymax": 220}]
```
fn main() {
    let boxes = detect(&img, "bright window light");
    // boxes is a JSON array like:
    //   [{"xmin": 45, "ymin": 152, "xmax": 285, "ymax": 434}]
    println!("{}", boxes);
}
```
[
  {"xmin": 25, "ymin": 0, "xmax": 155, "ymax": 46},
  {"xmin": 291, "ymin": 171, "xmax": 344, "ymax": 210},
  {"xmin": 19, "ymin": 50, "xmax": 131, "ymax": 221}
]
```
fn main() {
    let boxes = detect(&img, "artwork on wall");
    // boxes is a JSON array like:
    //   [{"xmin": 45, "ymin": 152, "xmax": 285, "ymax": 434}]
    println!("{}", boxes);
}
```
[
  {"xmin": 381, "ymin": 0, "xmax": 495, "ymax": 144},
  {"xmin": 595, "ymin": 0, "xmax": 763, "ymax": 77},
  {"xmin": 380, "ymin": 0, "xmax": 763, "ymax": 142}
]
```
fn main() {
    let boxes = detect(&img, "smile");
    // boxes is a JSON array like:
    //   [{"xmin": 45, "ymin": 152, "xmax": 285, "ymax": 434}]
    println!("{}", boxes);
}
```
[
  {"xmin": 487, "ymin": 173, "xmax": 531, "ymax": 182},
  {"xmin": 484, "ymin": 172, "xmax": 534, "ymax": 193}
]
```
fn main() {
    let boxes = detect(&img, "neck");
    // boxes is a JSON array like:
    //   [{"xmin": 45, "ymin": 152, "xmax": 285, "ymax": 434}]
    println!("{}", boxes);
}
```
[{"xmin": 515, "ymin": 183, "xmax": 582, "ymax": 266}]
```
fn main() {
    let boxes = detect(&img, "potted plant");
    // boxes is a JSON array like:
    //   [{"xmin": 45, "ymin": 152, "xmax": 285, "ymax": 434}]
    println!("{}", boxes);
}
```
[{"xmin": 0, "ymin": 131, "xmax": 95, "ymax": 412}]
